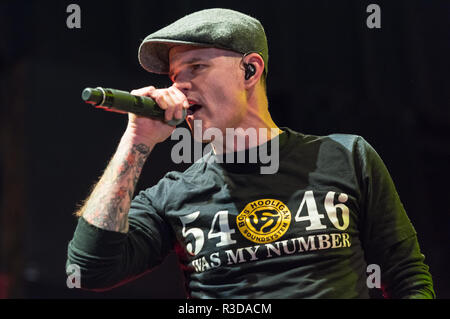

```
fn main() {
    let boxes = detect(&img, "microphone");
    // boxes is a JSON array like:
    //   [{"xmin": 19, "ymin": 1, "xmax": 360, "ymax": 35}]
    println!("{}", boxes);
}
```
[{"xmin": 81, "ymin": 87, "xmax": 186, "ymax": 126}]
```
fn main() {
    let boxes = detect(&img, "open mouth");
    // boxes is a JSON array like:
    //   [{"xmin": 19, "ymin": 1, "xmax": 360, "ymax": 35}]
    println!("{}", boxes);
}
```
[{"xmin": 187, "ymin": 104, "xmax": 202, "ymax": 116}]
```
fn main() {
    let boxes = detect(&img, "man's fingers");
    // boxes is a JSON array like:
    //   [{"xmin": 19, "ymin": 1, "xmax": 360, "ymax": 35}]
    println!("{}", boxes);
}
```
[
  {"xmin": 168, "ymin": 86, "xmax": 189, "ymax": 108},
  {"xmin": 130, "ymin": 86, "xmax": 155, "ymax": 97},
  {"xmin": 130, "ymin": 85, "xmax": 187, "ymax": 122},
  {"xmin": 167, "ymin": 87, "xmax": 187, "ymax": 119},
  {"xmin": 152, "ymin": 90, "xmax": 176, "ymax": 121}
]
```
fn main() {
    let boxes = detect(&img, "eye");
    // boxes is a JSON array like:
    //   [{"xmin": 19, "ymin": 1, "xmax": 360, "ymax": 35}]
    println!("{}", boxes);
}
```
[
  {"xmin": 191, "ymin": 64, "xmax": 205, "ymax": 71},
  {"xmin": 170, "ymin": 63, "xmax": 206, "ymax": 82}
]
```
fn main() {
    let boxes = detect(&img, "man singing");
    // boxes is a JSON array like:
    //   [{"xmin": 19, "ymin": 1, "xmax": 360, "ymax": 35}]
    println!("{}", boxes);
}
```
[{"xmin": 67, "ymin": 8, "xmax": 434, "ymax": 298}]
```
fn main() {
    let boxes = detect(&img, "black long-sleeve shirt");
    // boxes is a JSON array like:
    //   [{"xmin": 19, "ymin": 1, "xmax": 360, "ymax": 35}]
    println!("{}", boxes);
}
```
[{"xmin": 67, "ymin": 127, "xmax": 435, "ymax": 298}]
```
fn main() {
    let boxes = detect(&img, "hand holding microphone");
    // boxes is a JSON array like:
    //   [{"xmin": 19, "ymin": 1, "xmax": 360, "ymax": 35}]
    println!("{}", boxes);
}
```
[
  {"xmin": 82, "ymin": 86, "xmax": 187, "ymax": 126},
  {"xmin": 82, "ymin": 85, "xmax": 189, "ymax": 145}
]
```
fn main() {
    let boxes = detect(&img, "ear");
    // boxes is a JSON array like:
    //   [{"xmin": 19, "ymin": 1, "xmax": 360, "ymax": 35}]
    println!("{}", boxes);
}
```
[{"xmin": 242, "ymin": 53, "xmax": 265, "ymax": 88}]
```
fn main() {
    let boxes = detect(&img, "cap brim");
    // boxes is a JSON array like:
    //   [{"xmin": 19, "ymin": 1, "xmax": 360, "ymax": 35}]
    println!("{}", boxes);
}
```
[{"xmin": 138, "ymin": 39, "xmax": 214, "ymax": 75}]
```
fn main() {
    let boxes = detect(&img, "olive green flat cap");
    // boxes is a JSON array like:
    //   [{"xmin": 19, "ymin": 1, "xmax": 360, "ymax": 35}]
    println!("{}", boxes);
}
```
[{"xmin": 138, "ymin": 8, "xmax": 268, "ymax": 76}]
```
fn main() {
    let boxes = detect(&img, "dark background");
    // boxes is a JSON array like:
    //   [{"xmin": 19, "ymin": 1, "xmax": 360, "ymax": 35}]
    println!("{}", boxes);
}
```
[{"xmin": 0, "ymin": 0, "xmax": 449, "ymax": 298}]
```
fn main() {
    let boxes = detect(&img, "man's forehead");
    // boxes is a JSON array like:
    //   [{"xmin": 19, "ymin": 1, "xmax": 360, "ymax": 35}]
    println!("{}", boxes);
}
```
[{"xmin": 169, "ymin": 45, "xmax": 241, "ymax": 66}]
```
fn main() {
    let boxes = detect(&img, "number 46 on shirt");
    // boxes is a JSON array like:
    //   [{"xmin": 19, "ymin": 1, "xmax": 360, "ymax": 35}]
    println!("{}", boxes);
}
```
[{"xmin": 179, "ymin": 190, "xmax": 350, "ymax": 256}]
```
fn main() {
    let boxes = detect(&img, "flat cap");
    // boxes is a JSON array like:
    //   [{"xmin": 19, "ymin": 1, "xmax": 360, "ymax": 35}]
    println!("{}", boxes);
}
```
[{"xmin": 138, "ymin": 8, "xmax": 268, "ymax": 76}]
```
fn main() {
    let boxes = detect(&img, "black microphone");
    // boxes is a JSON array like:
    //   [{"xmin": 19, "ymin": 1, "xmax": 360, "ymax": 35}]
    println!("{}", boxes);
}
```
[{"xmin": 81, "ymin": 87, "xmax": 186, "ymax": 126}]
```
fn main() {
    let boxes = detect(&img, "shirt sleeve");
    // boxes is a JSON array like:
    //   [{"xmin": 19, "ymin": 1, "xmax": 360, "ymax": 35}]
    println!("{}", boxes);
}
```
[
  {"xmin": 66, "ymin": 176, "xmax": 176, "ymax": 291},
  {"xmin": 355, "ymin": 137, "xmax": 435, "ymax": 298}
]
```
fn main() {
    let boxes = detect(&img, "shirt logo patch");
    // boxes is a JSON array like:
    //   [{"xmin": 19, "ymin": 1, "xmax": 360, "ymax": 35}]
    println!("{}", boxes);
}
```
[{"xmin": 237, "ymin": 199, "xmax": 292, "ymax": 244}]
